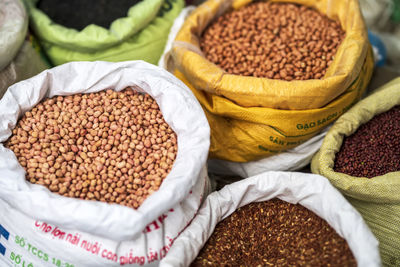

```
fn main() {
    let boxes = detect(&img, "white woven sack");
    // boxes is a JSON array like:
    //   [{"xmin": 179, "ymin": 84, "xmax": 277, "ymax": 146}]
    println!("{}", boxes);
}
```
[
  {"xmin": 0, "ymin": 60, "xmax": 210, "ymax": 266},
  {"xmin": 158, "ymin": 6, "xmax": 196, "ymax": 70},
  {"xmin": 160, "ymin": 171, "xmax": 381, "ymax": 267}
]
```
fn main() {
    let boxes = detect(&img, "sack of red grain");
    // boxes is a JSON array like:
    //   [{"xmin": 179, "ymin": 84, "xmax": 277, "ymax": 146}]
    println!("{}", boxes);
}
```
[
  {"xmin": 312, "ymin": 77, "xmax": 400, "ymax": 266},
  {"xmin": 159, "ymin": 171, "xmax": 380, "ymax": 267},
  {"xmin": 0, "ymin": 61, "xmax": 210, "ymax": 266}
]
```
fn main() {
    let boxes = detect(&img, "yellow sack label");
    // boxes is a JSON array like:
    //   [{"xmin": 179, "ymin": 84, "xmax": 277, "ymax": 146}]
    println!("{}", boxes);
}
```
[
  {"xmin": 171, "ymin": 0, "xmax": 369, "ymax": 110},
  {"xmin": 175, "ymin": 48, "xmax": 373, "ymax": 162},
  {"xmin": 311, "ymin": 78, "xmax": 400, "ymax": 267}
]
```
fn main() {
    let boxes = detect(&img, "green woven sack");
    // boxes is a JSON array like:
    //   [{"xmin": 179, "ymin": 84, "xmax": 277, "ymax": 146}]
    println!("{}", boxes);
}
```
[
  {"xmin": 311, "ymin": 77, "xmax": 400, "ymax": 267},
  {"xmin": 25, "ymin": 0, "xmax": 183, "ymax": 65}
]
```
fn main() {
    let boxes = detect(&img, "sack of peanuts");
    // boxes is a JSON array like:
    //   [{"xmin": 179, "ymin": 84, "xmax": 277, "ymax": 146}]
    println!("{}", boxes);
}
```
[
  {"xmin": 164, "ymin": 0, "xmax": 374, "ymax": 162},
  {"xmin": 0, "ymin": 0, "xmax": 47, "ymax": 98},
  {"xmin": 25, "ymin": 0, "xmax": 184, "ymax": 66},
  {"xmin": 158, "ymin": 4, "xmax": 328, "ymax": 176},
  {"xmin": 0, "ymin": 61, "xmax": 210, "ymax": 266},
  {"xmin": 159, "ymin": 171, "xmax": 381, "ymax": 267},
  {"xmin": 311, "ymin": 77, "xmax": 400, "ymax": 266}
]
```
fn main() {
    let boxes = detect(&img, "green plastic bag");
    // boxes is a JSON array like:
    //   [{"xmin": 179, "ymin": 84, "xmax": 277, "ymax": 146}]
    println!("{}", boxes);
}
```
[
  {"xmin": 311, "ymin": 77, "xmax": 400, "ymax": 267},
  {"xmin": 25, "ymin": 0, "xmax": 183, "ymax": 65}
]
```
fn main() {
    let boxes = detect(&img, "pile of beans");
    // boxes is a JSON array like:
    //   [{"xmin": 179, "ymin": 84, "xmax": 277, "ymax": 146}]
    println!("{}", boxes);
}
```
[
  {"xmin": 191, "ymin": 199, "xmax": 356, "ymax": 266},
  {"xmin": 5, "ymin": 88, "xmax": 178, "ymax": 209},
  {"xmin": 334, "ymin": 105, "xmax": 400, "ymax": 178},
  {"xmin": 200, "ymin": 2, "xmax": 345, "ymax": 80}
]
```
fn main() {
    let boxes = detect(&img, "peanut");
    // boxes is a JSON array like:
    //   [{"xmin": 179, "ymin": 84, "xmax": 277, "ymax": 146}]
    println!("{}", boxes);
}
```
[
  {"xmin": 5, "ymin": 88, "xmax": 178, "ymax": 209},
  {"xmin": 200, "ymin": 2, "xmax": 345, "ymax": 80}
]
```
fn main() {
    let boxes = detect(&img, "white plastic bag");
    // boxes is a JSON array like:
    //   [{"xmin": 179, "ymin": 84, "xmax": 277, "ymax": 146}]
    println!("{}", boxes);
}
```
[
  {"xmin": 158, "ymin": 6, "xmax": 196, "ymax": 70},
  {"xmin": 160, "ymin": 171, "xmax": 381, "ymax": 267},
  {"xmin": 0, "ymin": 0, "xmax": 28, "ymax": 71},
  {"xmin": 0, "ymin": 60, "xmax": 210, "ymax": 266},
  {"xmin": 207, "ymin": 127, "xmax": 328, "ymax": 178}
]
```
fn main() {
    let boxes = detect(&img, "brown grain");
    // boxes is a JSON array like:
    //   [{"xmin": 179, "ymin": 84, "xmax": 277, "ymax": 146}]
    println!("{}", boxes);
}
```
[{"xmin": 191, "ymin": 199, "xmax": 356, "ymax": 266}]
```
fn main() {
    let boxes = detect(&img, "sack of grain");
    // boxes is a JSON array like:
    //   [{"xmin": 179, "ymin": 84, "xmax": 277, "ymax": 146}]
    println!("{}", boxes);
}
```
[
  {"xmin": 166, "ymin": 0, "xmax": 373, "ymax": 162},
  {"xmin": 312, "ymin": 77, "xmax": 400, "ymax": 266},
  {"xmin": 160, "ymin": 171, "xmax": 380, "ymax": 267},
  {"xmin": 0, "ymin": 61, "xmax": 210, "ymax": 266}
]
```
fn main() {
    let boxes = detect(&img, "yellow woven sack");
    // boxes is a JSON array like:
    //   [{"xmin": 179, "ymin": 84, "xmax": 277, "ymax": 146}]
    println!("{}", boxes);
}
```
[
  {"xmin": 171, "ymin": 0, "xmax": 369, "ymax": 109},
  {"xmin": 169, "ymin": 0, "xmax": 374, "ymax": 162},
  {"xmin": 311, "ymin": 78, "xmax": 400, "ymax": 267}
]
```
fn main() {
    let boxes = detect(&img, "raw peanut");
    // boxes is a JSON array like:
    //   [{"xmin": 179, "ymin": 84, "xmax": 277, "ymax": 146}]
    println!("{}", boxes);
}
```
[
  {"xmin": 5, "ymin": 88, "xmax": 178, "ymax": 209},
  {"xmin": 200, "ymin": 2, "xmax": 345, "ymax": 80}
]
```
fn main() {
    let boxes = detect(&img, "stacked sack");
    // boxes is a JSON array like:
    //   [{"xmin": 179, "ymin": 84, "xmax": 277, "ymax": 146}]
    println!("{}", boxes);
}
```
[
  {"xmin": 162, "ymin": 0, "xmax": 374, "ymax": 175},
  {"xmin": 312, "ymin": 78, "xmax": 400, "ymax": 266},
  {"xmin": 0, "ymin": 0, "xmax": 47, "ymax": 98},
  {"xmin": 24, "ymin": 0, "xmax": 184, "ymax": 66}
]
